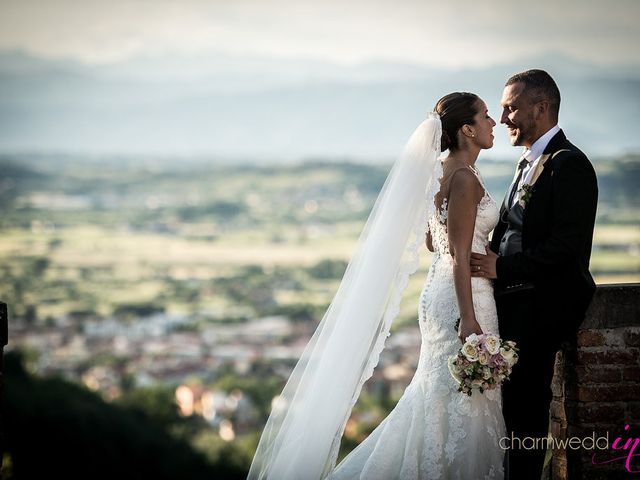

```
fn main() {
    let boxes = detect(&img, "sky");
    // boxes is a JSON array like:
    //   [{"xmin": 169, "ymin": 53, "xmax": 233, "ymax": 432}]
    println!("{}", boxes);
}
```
[
  {"xmin": 1, "ymin": 0, "xmax": 639, "ymax": 68},
  {"xmin": 0, "ymin": 0, "xmax": 638, "ymax": 159}
]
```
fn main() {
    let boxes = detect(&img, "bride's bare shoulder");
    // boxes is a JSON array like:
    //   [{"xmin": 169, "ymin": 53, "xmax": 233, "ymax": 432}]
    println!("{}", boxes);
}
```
[{"xmin": 448, "ymin": 167, "xmax": 484, "ymax": 203}]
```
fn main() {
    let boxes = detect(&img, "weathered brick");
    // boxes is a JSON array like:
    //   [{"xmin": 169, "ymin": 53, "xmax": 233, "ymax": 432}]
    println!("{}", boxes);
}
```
[
  {"xmin": 553, "ymin": 451, "xmax": 567, "ymax": 466},
  {"xmin": 550, "ymin": 419, "xmax": 567, "ymax": 438},
  {"xmin": 626, "ymin": 401, "xmax": 640, "ymax": 422},
  {"xmin": 623, "ymin": 366, "xmax": 640, "ymax": 382},
  {"xmin": 564, "ymin": 383, "xmax": 579, "ymax": 401},
  {"xmin": 551, "ymin": 376, "xmax": 565, "ymax": 397},
  {"xmin": 573, "ymin": 365, "xmax": 587, "ymax": 377},
  {"xmin": 550, "ymin": 399, "xmax": 566, "ymax": 421},
  {"xmin": 577, "ymin": 384, "xmax": 640, "ymax": 402},
  {"xmin": 624, "ymin": 330, "xmax": 640, "ymax": 347},
  {"xmin": 552, "ymin": 454, "xmax": 567, "ymax": 480},
  {"xmin": 602, "ymin": 329, "xmax": 628, "ymax": 347},
  {"xmin": 581, "ymin": 466, "xmax": 630, "ymax": 480},
  {"xmin": 567, "ymin": 423, "xmax": 610, "ymax": 437},
  {"xmin": 575, "ymin": 403, "xmax": 625, "ymax": 423},
  {"xmin": 577, "ymin": 330, "xmax": 606, "ymax": 347},
  {"xmin": 576, "ymin": 366, "xmax": 622, "ymax": 384},
  {"xmin": 577, "ymin": 349, "xmax": 639, "ymax": 366}
]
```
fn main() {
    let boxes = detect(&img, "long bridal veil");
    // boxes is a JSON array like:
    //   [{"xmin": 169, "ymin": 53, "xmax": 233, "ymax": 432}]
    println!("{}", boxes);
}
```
[{"xmin": 247, "ymin": 112, "xmax": 443, "ymax": 480}]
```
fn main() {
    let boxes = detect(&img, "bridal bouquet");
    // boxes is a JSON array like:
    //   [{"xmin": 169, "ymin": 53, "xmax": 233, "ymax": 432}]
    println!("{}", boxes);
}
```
[{"xmin": 447, "ymin": 333, "xmax": 519, "ymax": 396}]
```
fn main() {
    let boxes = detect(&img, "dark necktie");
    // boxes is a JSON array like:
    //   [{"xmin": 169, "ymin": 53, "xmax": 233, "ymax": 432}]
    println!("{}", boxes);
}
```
[{"xmin": 507, "ymin": 157, "xmax": 530, "ymax": 208}]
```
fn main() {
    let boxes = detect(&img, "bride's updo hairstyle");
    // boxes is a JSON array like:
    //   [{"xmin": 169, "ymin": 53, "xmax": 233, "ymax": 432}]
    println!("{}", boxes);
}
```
[{"xmin": 434, "ymin": 92, "xmax": 480, "ymax": 151}]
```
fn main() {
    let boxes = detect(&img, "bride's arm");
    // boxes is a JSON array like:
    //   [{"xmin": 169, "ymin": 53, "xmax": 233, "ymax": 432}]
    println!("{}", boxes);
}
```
[
  {"xmin": 426, "ymin": 229, "xmax": 434, "ymax": 252},
  {"xmin": 447, "ymin": 169, "xmax": 485, "ymax": 343}
]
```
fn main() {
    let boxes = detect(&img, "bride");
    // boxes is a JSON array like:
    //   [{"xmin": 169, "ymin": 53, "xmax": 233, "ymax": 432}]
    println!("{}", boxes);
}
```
[{"xmin": 248, "ymin": 92, "xmax": 506, "ymax": 479}]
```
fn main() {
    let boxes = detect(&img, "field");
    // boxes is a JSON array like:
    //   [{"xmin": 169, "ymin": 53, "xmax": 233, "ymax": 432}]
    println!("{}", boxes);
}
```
[
  {"xmin": 1, "ymin": 154, "xmax": 638, "ymax": 324},
  {"xmin": 0, "ymin": 153, "xmax": 638, "ymax": 470}
]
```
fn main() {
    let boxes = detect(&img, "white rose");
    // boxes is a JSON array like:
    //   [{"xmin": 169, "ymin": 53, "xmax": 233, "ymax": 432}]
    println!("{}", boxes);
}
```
[
  {"xmin": 462, "ymin": 343, "xmax": 479, "ymax": 362},
  {"xmin": 478, "ymin": 351, "xmax": 490, "ymax": 365},
  {"xmin": 448, "ymin": 356, "xmax": 462, "ymax": 383},
  {"xmin": 466, "ymin": 333, "xmax": 480, "ymax": 346},
  {"xmin": 482, "ymin": 367, "xmax": 492, "ymax": 380},
  {"xmin": 500, "ymin": 346, "xmax": 515, "ymax": 362},
  {"xmin": 504, "ymin": 348, "xmax": 518, "ymax": 367},
  {"xmin": 484, "ymin": 335, "xmax": 500, "ymax": 355}
]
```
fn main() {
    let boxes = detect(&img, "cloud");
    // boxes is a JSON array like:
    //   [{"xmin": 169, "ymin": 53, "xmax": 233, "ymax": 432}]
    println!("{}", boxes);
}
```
[{"xmin": 0, "ymin": 0, "xmax": 638, "ymax": 66}]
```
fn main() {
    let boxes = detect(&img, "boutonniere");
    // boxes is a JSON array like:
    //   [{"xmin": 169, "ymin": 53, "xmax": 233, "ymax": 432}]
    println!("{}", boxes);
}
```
[{"xmin": 518, "ymin": 183, "xmax": 534, "ymax": 208}]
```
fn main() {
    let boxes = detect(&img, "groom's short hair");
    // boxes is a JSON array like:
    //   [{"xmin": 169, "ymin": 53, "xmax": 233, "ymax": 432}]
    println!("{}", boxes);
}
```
[{"xmin": 506, "ymin": 69, "xmax": 560, "ymax": 122}]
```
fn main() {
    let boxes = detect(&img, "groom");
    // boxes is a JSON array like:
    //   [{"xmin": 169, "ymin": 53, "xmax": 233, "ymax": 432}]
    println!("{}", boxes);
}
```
[{"xmin": 470, "ymin": 69, "xmax": 598, "ymax": 479}]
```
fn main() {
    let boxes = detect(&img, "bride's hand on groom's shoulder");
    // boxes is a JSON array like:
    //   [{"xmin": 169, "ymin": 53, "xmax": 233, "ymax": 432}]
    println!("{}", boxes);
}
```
[{"xmin": 458, "ymin": 317, "xmax": 483, "ymax": 344}]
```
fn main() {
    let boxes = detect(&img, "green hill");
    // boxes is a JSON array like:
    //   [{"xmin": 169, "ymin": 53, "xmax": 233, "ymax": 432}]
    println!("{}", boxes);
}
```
[{"xmin": 3, "ymin": 351, "xmax": 246, "ymax": 480}]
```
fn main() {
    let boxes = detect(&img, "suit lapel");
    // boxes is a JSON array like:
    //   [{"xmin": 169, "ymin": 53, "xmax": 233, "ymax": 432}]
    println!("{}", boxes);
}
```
[
  {"xmin": 525, "ymin": 129, "xmax": 568, "ymax": 196},
  {"xmin": 528, "ymin": 153, "xmax": 551, "ymax": 187},
  {"xmin": 526, "ymin": 129, "xmax": 566, "ymax": 189},
  {"xmin": 522, "ymin": 129, "xmax": 567, "ymax": 207},
  {"xmin": 521, "ymin": 130, "xmax": 569, "ymax": 217}
]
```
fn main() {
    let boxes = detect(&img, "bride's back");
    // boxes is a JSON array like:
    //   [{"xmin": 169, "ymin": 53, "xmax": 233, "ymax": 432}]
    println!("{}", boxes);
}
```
[{"xmin": 429, "ymin": 161, "xmax": 498, "ymax": 257}]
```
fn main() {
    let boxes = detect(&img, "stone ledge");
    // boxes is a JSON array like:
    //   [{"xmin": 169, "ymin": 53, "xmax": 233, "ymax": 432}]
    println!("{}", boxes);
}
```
[{"xmin": 581, "ymin": 283, "xmax": 640, "ymax": 329}]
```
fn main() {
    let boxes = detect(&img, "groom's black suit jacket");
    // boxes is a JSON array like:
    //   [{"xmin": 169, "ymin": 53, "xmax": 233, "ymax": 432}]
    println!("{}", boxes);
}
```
[{"xmin": 489, "ymin": 129, "xmax": 598, "ymax": 345}]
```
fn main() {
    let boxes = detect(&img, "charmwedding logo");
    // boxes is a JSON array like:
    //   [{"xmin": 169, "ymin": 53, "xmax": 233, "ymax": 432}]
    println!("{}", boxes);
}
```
[
  {"xmin": 592, "ymin": 425, "xmax": 640, "ymax": 474},
  {"xmin": 499, "ymin": 431, "xmax": 609, "ymax": 452},
  {"xmin": 500, "ymin": 425, "xmax": 640, "ymax": 474}
]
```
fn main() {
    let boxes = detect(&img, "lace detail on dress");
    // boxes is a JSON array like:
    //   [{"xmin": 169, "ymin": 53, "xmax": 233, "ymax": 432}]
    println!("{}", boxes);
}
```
[
  {"xmin": 428, "ymin": 165, "xmax": 495, "ymax": 258},
  {"xmin": 329, "ymin": 164, "xmax": 505, "ymax": 480}
]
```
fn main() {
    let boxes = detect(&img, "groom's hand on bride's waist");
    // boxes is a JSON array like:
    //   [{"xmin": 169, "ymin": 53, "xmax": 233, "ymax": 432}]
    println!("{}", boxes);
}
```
[{"xmin": 470, "ymin": 246, "xmax": 498, "ymax": 279}]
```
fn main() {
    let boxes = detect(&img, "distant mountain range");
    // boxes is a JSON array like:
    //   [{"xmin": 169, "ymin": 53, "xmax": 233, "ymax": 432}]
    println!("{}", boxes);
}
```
[{"xmin": 0, "ymin": 49, "xmax": 638, "ymax": 162}]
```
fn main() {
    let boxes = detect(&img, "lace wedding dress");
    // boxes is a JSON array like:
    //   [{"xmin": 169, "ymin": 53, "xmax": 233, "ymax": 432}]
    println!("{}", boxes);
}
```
[{"xmin": 328, "ymin": 164, "xmax": 506, "ymax": 480}]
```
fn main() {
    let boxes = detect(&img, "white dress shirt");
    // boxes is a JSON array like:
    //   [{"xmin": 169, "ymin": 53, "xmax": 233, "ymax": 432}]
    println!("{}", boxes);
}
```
[{"xmin": 510, "ymin": 124, "xmax": 561, "ymax": 207}]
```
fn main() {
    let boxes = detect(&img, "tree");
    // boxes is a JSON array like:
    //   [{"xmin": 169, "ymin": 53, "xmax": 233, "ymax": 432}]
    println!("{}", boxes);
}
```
[{"xmin": 4, "ymin": 351, "xmax": 247, "ymax": 480}]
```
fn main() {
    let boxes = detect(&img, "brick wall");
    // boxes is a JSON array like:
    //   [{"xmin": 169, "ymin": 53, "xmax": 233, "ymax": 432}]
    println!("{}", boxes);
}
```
[{"xmin": 548, "ymin": 284, "xmax": 640, "ymax": 480}]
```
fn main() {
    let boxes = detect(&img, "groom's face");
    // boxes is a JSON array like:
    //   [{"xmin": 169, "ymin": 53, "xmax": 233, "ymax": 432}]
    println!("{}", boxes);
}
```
[{"xmin": 500, "ymin": 82, "xmax": 536, "ymax": 148}]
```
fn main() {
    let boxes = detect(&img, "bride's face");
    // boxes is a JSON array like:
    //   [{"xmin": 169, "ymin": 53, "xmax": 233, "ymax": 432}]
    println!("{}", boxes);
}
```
[{"xmin": 469, "ymin": 100, "xmax": 496, "ymax": 150}]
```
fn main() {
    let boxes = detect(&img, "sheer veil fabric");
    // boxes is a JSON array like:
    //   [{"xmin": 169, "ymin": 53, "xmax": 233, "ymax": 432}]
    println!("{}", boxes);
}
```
[{"xmin": 247, "ymin": 113, "xmax": 443, "ymax": 480}]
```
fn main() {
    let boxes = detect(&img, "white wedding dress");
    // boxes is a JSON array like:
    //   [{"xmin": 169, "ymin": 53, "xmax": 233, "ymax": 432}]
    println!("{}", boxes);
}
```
[{"xmin": 328, "ymin": 165, "xmax": 506, "ymax": 480}]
